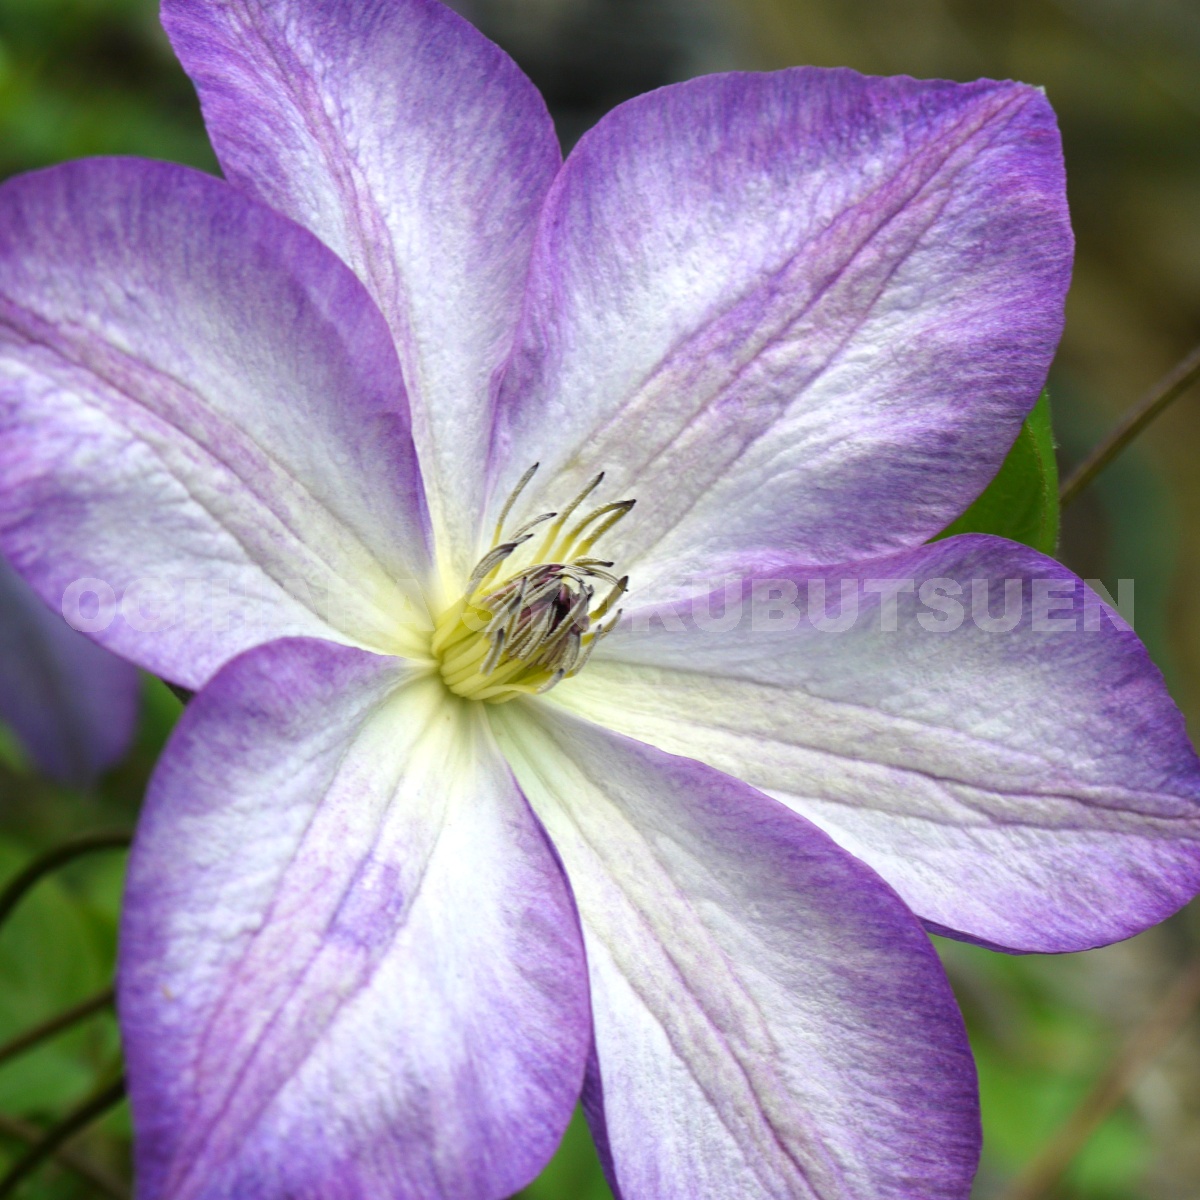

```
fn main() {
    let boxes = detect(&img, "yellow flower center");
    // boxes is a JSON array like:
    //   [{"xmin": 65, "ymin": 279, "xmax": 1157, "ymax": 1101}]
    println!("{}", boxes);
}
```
[{"xmin": 431, "ymin": 466, "xmax": 632, "ymax": 703}]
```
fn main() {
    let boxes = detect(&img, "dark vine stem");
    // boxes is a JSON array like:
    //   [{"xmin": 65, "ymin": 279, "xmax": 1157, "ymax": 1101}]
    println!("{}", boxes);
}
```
[
  {"xmin": 0, "ymin": 832, "xmax": 132, "ymax": 931},
  {"xmin": 0, "ymin": 986, "xmax": 115, "ymax": 1069},
  {"xmin": 0, "ymin": 1076, "xmax": 126, "ymax": 1199},
  {"xmin": 0, "ymin": 1111, "xmax": 128, "ymax": 1199},
  {"xmin": 1060, "ymin": 341, "xmax": 1200, "ymax": 507}
]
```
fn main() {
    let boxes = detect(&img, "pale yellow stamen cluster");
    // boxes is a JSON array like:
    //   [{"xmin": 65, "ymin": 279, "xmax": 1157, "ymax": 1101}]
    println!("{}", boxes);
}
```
[{"xmin": 432, "ymin": 465, "xmax": 631, "ymax": 703}]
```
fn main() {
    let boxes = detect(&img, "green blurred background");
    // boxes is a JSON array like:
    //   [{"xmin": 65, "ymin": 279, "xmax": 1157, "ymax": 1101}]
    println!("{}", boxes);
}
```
[{"xmin": 0, "ymin": 0, "xmax": 1198, "ymax": 1197}]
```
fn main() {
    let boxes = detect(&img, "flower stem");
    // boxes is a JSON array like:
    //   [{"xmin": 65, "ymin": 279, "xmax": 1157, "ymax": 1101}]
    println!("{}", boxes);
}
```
[
  {"xmin": 1001, "ymin": 955, "xmax": 1200, "ymax": 1200},
  {"xmin": 1060, "ymin": 342, "xmax": 1200, "ymax": 507},
  {"xmin": 0, "ymin": 1075, "xmax": 126, "ymax": 1199},
  {"xmin": 0, "ymin": 832, "xmax": 132, "ymax": 930},
  {"xmin": 0, "ymin": 986, "xmax": 115, "ymax": 1069}
]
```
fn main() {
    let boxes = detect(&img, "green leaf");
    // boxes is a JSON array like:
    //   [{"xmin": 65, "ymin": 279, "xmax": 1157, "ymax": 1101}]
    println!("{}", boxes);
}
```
[
  {"xmin": 519, "ymin": 1106, "xmax": 614, "ymax": 1200},
  {"xmin": 936, "ymin": 390, "xmax": 1059, "ymax": 555}
]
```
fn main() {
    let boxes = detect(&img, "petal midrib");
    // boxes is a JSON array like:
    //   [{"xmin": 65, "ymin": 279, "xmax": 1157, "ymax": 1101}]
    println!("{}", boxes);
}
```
[
  {"xmin": 0, "ymin": 295, "xmax": 425, "ymax": 654},
  {"xmin": 530, "ymin": 86, "xmax": 1031, "ymax": 574},
  {"xmin": 230, "ymin": 0, "xmax": 410, "ymax": 344},
  {"xmin": 494, "ymin": 703, "xmax": 844, "ymax": 1200},
  {"xmin": 169, "ymin": 677, "xmax": 451, "ymax": 1198},
  {"xmin": 559, "ymin": 666, "xmax": 1200, "ymax": 829}
]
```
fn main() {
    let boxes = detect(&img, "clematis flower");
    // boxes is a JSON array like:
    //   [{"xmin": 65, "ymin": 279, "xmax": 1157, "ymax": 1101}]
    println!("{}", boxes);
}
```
[
  {"xmin": 0, "ymin": 553, "xmax": 139, "ymax": 786},
  {"xmin": 0, "ymin": 1, "xmax": 1198, "ymax": 1196}
]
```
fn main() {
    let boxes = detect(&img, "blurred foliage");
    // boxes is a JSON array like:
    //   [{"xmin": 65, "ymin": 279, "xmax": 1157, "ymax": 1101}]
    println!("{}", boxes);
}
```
[
  {"xmin": 0, "ymin": 0, "xmax": 213, "ymax": 174},
  {"xmin": 0, "ymin": 0, "xmax": 1198, "ymax": 1198},
  {"xmin": 0, "ymin": 676, "xmax": 177, "ymax": 1194}
]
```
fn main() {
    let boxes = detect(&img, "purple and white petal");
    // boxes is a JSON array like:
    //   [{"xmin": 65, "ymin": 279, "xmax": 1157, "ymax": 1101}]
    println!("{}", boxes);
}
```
[
  {"xmin": 0, "ymin": 553, "xmax": 138, "ymax": 785},
  {"xmin": 491, "ymin": 69, "xmax": 1071, "ymax": 594},
  {"xmin": 0, "ymin": 159, "xmax": 431, "ymax": 689},
  {"xmin": 164, "ymin": 0, "xmax": 561, "ymax": 580},
  {"xmin": 492, "ymin": 704, "xmax": 978, "ymax": 1200},
  {"xmin": 555, "ymin": 536, "xmax": 1200, "ymax": 953},
  {"xmin": 120, "ymin": 637, "xmax": 589, "ymax": 1200}
]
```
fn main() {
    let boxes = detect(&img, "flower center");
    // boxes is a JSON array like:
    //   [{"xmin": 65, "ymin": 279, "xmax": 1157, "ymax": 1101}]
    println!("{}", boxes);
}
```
[{"xmin": 431, "ymin": 465, "xmax": 632, "ymax": 703}]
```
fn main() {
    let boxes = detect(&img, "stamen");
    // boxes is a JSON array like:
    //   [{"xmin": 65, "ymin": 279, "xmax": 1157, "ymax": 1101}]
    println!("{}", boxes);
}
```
[
  {"xmin": 535, "ymin": 473, "xmax": 604, "ymax": 561},
  {"xmin": 569, "ymin": 638, "xmax": 598, "ymax": 678},
  {"xmin": 481, "ymin": 628, "xmax": 507, "ymax": 675},
  {"xmin": 464, "ymin": 543, "xmax": 518, "ymax": 599},
  {"xmin": 591, "ymin": 576, "xmax": 628, "ymax": 621},
  {"xmin": 492, "ymin": 462, "xmax": 539, "ymax": 546},
  {"xmin": 432, "ymin": 465, "xmax": 633, "ymax": 703},
  {"xmin": 535, "ymin": 669, "xmax": 567, "ymax": 695},
  {"xmin": 511, "ymin": 511, "xmax": 557, "ymax": 540},
  {"xmin": 565, "ymin": 500, "xmax": 636, "ymax": 560}
]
